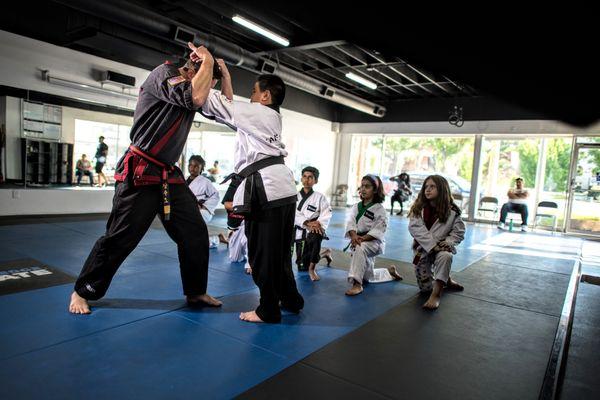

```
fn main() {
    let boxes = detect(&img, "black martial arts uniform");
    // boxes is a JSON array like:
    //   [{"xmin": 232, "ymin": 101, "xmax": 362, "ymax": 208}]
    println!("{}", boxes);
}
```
[{"xmin": 74, "ymin": 63, "xmax": 209, "ymax": 300}]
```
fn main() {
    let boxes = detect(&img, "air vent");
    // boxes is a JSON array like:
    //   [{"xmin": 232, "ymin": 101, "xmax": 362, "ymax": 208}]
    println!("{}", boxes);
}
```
[{"xmin": 99, "ymin": 71, "xmax": 136, "ymax": 87}]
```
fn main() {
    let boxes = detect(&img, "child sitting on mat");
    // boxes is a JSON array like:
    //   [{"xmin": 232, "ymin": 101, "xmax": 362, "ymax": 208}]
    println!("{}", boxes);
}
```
[
  {"xmin": 408, "ymin": 174, "xmax": 465, "ymax": 310},
  {"xmin": 345, "ymin": 174, "xmax": 402, "ymax": 296}
]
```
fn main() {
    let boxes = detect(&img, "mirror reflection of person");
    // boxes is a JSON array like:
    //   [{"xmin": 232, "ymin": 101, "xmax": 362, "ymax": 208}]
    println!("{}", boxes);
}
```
[
  {"xmin": 75, "ymin": 154, "xmax": 94, "ymax": 186},
  {"xmin": 206, "ymin": 160, "xmax": 219, "ymax": 182},
  {"xmin": 498, "ymin": 177, "xmax": 529, "ymax": 232},
  {"xmin": 94, "ymin": 136, "xmax": 109, "ymax": 187}
]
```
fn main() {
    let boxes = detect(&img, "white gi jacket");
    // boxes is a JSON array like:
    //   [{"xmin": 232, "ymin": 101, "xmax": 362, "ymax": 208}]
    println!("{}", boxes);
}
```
[
  {"xmin": 408, "ymin": 209, "xmax": 465, "ymax": 254},
  {"xmin": 188, "ymin": 175, "xmax": 220, "ymax": 215},
  {"xmin": 294, "ymin": 190, "xmax": 332, "ymax": 240},
  {"xmin": 201, "ymin": 90, "xmax": 297, "ymax": 213},
  {"xmin": 345, "ymin": 203, "xmax": 388, "ymax": 253}
]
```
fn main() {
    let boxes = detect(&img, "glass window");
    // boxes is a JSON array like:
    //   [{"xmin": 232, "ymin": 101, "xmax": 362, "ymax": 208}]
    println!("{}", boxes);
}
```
[
  {"xmin": 477, "ymin": 137, "xmax": 540, "ymax": 221},
  {"xmin": 539, "ymin": 137, "xmax": 572, "ymax": 229}
]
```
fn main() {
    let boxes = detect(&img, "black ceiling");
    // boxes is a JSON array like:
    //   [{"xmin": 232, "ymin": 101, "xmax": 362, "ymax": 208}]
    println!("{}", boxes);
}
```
[{"xmin": 3, "ymin": 1, "xmax": 598, "ymax": 127}]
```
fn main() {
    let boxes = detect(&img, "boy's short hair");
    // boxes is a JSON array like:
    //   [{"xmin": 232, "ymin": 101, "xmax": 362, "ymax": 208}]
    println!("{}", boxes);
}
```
[
  {"xmin": 302, "ymin": 166, "xmax": 320, "ymax": 181},
  {"xmin": 515, "ymin": 177, "xmax": 523, "ymax": 182},
  {"xmin": 257, "ymin": 74, "xmax": 286, "ymax": 106}
]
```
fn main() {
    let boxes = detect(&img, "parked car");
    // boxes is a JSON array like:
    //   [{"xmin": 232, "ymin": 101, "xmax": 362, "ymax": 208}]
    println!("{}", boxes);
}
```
[{"xmin": 405, "ymin": 172, "xmax": 476, "ymax": 211}]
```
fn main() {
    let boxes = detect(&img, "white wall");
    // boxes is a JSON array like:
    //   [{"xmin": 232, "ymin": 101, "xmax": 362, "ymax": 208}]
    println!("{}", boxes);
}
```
[{"xmin": 0, "ymin": 188, "xmax": 114, "ymax": 216}]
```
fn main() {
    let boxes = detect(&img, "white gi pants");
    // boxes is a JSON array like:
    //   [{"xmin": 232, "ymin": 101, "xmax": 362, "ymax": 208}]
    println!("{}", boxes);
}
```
[
  {"xmin": 200, "ymin": 209, "xmax": 218, "ymax": 248},
  {"xmin": 414, "ymin": 251, "xmax": 453, "ymax": 292},
  {"xmin": 229, "ymin": 221, "xmax": 249, "ymax": 268},
  {"xmin": 347, "ymin": 241, "xmax": 393, "ymax": 284}
]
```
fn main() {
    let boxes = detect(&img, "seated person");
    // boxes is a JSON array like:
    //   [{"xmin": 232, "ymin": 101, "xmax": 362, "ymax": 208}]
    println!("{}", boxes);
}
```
[
  {"xmin": 294, "ymin": 166, "xmax": 333, "ymax": 281},
  {"xmin": 206, "ymin": 160, "xmax": 220, "ymax": 182},
  {"xmin": 187, "ymin": 155, "xmax": 220, "ymax": 248},
  {"xmin": 75, "ymin": 154, "xmax": 94, "ymax": 186},
  {"xmin": 498, "ymin": 177, "xmax": 529, "ymax": 232}
]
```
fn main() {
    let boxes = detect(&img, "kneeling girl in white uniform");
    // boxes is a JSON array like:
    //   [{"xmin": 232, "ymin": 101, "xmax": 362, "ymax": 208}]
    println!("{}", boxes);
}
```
[
  {"xmin": 408, "ymin": 174, "xmax": 465, "ymax": 310},
  {"xmin": 345, "ymin": 175, "xmax": 402, "ymax": 296},
  {"xmin": 187, "ymin": 155, "xmax": 220, "ymax": 248}
]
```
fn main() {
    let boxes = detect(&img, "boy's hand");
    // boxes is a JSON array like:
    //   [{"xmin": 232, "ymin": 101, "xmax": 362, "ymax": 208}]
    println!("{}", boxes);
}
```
[{"xmin": 216, "ymin": 59, "xmax": 230, "ymax": 80}]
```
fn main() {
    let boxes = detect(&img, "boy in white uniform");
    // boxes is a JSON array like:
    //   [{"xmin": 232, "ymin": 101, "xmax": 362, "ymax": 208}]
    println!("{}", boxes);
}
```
[
  {"xmin": 187, "ymin": 155, "xmax": 220, "ymax": 248},
  {"xmin": 198, "ymin": 60, "xmax": 304, "ymax": 323},
  {"xmin": 294, "ymin": 166, "xmax": 333, "ymax": 281}
]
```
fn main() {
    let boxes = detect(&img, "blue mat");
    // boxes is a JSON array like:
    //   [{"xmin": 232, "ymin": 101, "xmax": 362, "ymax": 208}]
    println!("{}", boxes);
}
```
[
  {"xmin": 0, "ymin": 313, "xmax": 291, "ymax": 400},
  {"xmin": 177, "ymin": 268, "xmax": 418, "ymax": 361}
]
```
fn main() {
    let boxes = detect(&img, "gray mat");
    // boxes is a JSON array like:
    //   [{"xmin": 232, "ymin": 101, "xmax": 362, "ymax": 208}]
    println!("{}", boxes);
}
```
[
  {"xmin": 245, "ymin": 293, "xmax": 559, "ymax": 400},
  {"xmin": 559, "ymin": 281, "xmax": 600, "ymax": 400},
  {"xmin": 453, "ymin": 258, "xmax": 571, "ymax": 316}
]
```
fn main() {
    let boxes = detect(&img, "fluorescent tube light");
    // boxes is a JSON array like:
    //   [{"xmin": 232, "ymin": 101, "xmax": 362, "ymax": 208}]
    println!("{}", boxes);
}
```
[
  {"xmin": 345, "ymin": 72, "xmax": 377, "ymax": 90},
  {"xmin": 232, "ymin": 15, "xmax": 289, "ymax": 47}
]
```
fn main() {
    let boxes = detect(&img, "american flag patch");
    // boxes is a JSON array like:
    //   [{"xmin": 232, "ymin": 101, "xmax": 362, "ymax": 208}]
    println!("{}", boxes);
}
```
[{"xmin": 167, "ymin": 75, "xmax": 186, "ymax": 86}]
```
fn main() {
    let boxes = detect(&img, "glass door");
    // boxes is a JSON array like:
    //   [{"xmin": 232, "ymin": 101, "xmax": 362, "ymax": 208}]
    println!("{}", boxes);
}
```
[{"xmin": 567, "ymin": 144, "xmax": 600, "ymax": 235}]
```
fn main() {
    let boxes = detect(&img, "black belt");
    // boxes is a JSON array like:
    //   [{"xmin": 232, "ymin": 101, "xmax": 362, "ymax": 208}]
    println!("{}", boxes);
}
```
[{"xmin": 220, "ymin": 156, "xmax": 285, "ymax": 185}]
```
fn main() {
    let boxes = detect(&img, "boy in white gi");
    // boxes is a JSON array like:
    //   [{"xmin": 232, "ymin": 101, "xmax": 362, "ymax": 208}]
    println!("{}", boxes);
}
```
[
  {"xmin": 408, "ymin": 174, "xmax": 465, "ymax": 310},
  {"xmin": 345, "ymin": 175, "xmax": 402, "ymax": 296},
  {"xmin": 221, "ymin": 174, "xmax": 251, "ymax": 274},
  {"xmin": 294, "ymin": 166, "xmax": 333, "ymax": 281},
  {"xmin": 198, "ymin": 59, "xmax": 304, "ymax": 323},
  {"xmin": 187, "ymin": 155, "xmax": 220, "ymax": 248}
]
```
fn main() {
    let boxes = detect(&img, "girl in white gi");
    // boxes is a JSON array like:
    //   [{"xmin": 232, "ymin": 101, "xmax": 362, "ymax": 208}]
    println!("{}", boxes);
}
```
[
  {"xmin": 187, "ymin": 155, "xmax": 220, "ymax": 248},
  {"xmin": 294, "ymin": 166, "xmax": 333, "ymax": 281},
  {"xmin": 345, "ymin": 175, "xmax": 402, "ymax": 296},
  {"xmin": 408, "ymin": 175, "xmax": 465, "ymax": 310}
]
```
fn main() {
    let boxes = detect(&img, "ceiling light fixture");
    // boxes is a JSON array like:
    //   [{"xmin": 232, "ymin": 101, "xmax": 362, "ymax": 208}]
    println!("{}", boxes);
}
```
[
  {"xmin": 345, "ymin": 72, "xmax": 377, "ymax": 90},
  {"xmin": 232, "ymin": 15, "xmax": 289, "ymax": 47}
]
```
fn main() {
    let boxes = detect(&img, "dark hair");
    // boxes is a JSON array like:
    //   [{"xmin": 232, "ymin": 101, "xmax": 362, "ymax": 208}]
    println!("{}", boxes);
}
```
[
  {"xmin": 184, "ymin": 57, "xmax": 222, "ymax": 80},
  {"xmin": 361, "ymin": 174, "xmax": 385, "ymax": 204},
  {"xmin": 99, "ymin": 136, "xmax": 104, "ymax": 140},
  {"xmin": 399, "ymin": 172, "xmax": 410, "ymax": 186},
  {"xmin": 257, "ymin": 74, "xmax": 286, "ymax": 106},
  {"xmin": 302, "ymin": 166, "xmax": 320, "ymax": 181},
  {"xmin": 409, "ymin": 175, "xmax": 460, "ymax": 222},
  {"xmin": 189, "ymin": 155, "xmax": 206, "ymax": 167},
  {"xmin": 515, "ymin": 177, "xmax": 523, "ymax": 182}
]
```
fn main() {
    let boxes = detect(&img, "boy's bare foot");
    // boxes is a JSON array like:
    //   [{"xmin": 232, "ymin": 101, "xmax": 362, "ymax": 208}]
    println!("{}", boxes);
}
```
[
  {"xmin": 308, "ymin": 263, "xmax": 320, "ymax": 281},
  {"xmin": 345, "ymin": 281, "xmax": 363, "ymax": 296},
  {"xmin": 186, "ymin": 293, "xmax": 223, "ymax": 307},
  {"xmin": 446, "ymin": 277, "xmax": 464, "ymax": 291},
  {"xmin": 69, "ymin": 291, "xmax": 91, "ymax": 314},
  {"xmin": 387, "ymin": 265, "xmax": 403, "ymax": 281},
  {"xmin": 218, "ymin": 233, "xmax": 229, "ymax": 245},
  {"xmin": 239, "ymin": 310, "xmax": 264, "ymax": 323}
]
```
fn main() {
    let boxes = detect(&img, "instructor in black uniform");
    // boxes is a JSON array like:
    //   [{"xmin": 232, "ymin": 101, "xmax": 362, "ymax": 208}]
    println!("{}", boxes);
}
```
[{"xmin": 69, "ymin": 43, "xmax": 223, "ymax": 314}]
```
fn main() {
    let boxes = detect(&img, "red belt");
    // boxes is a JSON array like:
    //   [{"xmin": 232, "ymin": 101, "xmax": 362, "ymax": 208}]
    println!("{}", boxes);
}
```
[{"xmin": 128, "ymin": 145, "xmax": 174, "ymax": 221}]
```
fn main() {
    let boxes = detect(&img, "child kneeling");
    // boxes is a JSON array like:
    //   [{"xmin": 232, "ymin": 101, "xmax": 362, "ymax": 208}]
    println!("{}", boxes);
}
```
[
  {"xmin": 408, "ymin": 175, "xmax": 465, "ymax": 310},
  {"xmin": 345, "ymin": 175, "xmax": 402, "ymax": 296}
]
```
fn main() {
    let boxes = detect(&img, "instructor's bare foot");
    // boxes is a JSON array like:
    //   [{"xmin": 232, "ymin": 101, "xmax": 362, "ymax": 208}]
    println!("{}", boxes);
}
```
[
  {"xmin": 69, "ymin": 291, "xmax": 91, "ymax": 314},
  {"xmin": 422, "ymin": 293, "xmax": 441, "ymax": 310},
  {"xmin": 345, "ymin": 281, "xmax": 363, "ymax": 296},
  {"xmin": 446, "ymin": 277, "xmax": 464, "ymax": 291},
  {"xmin": 239, "ymin": 311, "xmax": 264, "ymax": 323},
  {"xmin": 186, "ymin": 293, "xmax": 223, "ymax": 307},
  {"xmin": 308, "ymin": 263, "xmax": 320, "ymax": 281},
  {"xmin": 387, "ymin": 265, "xmax": 403, "ymax": 281}
]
